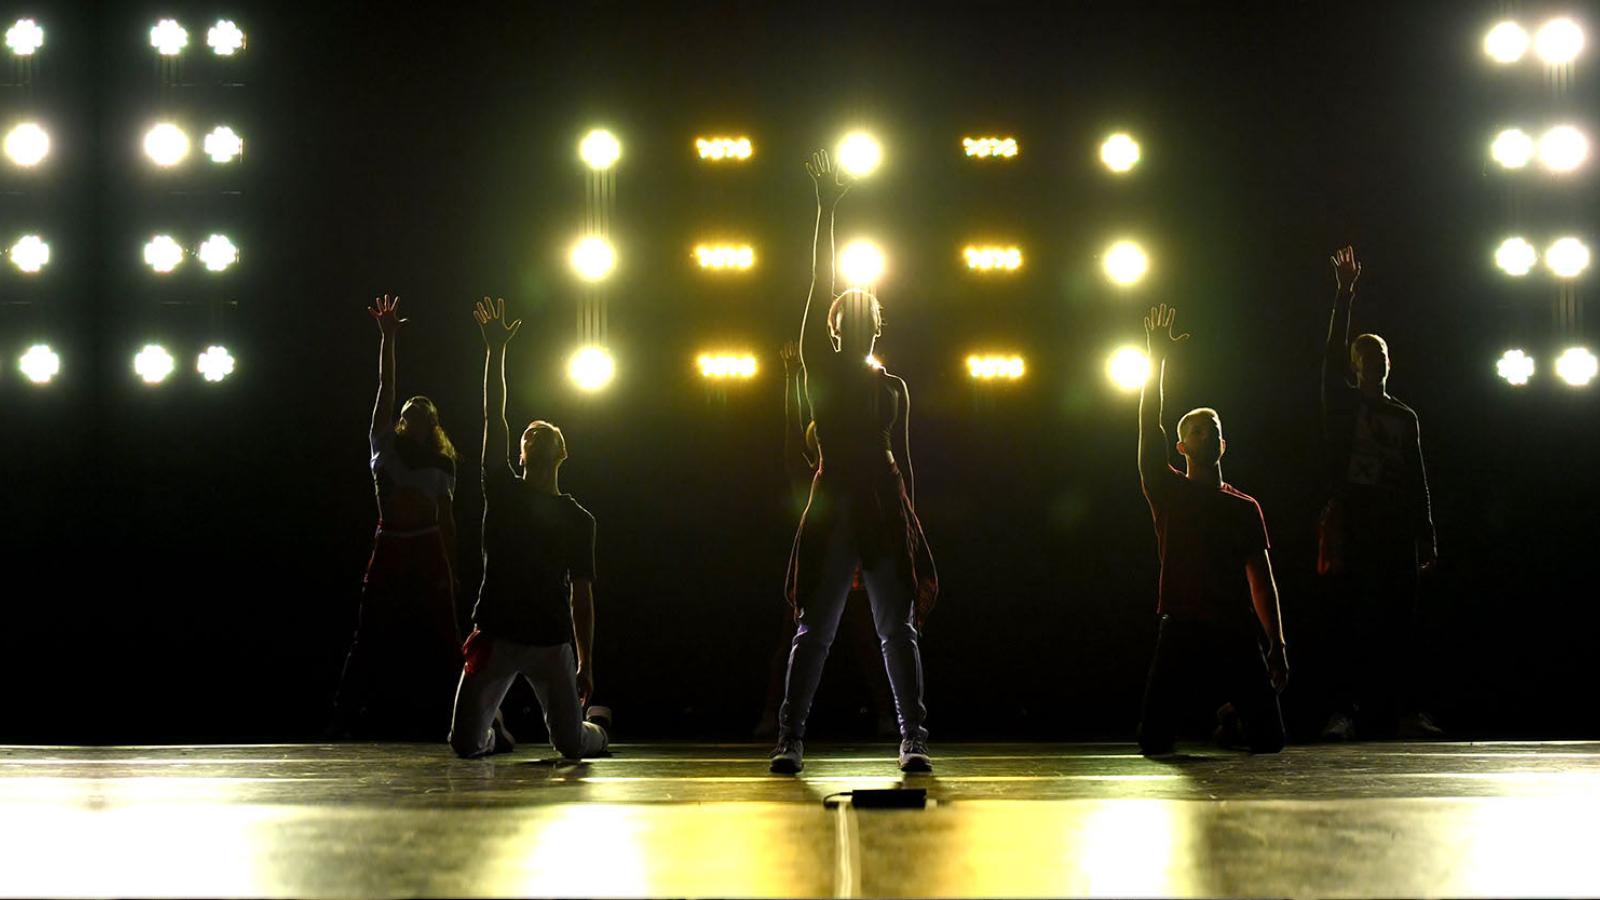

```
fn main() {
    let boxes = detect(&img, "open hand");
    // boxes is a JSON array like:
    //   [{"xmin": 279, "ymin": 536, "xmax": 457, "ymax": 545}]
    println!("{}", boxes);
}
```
[
  {"xmin": 368, "ymin": 294, "xmax": 406, "ymax": 336},
  {"xmin": 1143, "ymin": 303, "xmax": 1190, "ymax": 360},
  {"xmin": 1332, "ymin": 245, "xmax": 1361, "ymax": 293},
  {"xmin": 805, "ymin": 148, "xmax": 853, "ymax": 207},
  {"xmin": 473, "ymin": 297, "xmax": 521, "ymax": 348},
  {"xmin": 780, "ymin": 340, "xmax": 799, "ymax": 373}
]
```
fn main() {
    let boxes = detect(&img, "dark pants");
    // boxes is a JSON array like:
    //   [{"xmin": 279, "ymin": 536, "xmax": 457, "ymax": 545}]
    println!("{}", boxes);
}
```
[
  {"xmin": 1325, "ymin": 544, "xmax": 1420, "ymax": 737},
  {"xmin": 1138, "ymin": 615, "xmax": 1285, "ymax": 755}
]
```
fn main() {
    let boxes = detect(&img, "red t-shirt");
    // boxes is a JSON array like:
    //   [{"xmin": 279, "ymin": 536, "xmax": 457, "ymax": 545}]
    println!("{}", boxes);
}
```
[{"xmin": 1142, "ymin": 466, "xmax": 1270, "ymax": 624}]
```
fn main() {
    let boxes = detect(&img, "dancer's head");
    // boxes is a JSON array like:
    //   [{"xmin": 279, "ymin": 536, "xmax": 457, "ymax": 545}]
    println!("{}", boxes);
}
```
[
  {"xmin": 396, "ymin": 396, "xmax": 457, "ymax": 460},
  {"xmin": 828, "ymin": 289, "xmax": 883, "ymax": 357},
  {"xmin": 520, "ymin": 419, "xmax": 568, "ymax": 471},
  {"xmin": 1351, "ymin": 333, "xmax": 1389, "ymax": 391},
  {"xmin": 1176, "ymin": 407, "xmax": 1225, "ymax": 469}
]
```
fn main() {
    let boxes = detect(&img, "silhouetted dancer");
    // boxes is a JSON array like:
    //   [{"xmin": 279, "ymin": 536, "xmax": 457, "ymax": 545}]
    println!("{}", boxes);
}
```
[
  {"xmin": 329, "ymin": 294, "xmax": 463, "ymax": 740},
  {"xmin": 1318, "ymin": 246, "xmax": 1440, "ymax": 741},
  {"xmin": 1136, "ymin": 304, "xmax": 1288, "ymax": 756},
  {"xmin": 449, "ymin": 298, "xmax": 610, "ymax": 759},
  {"xmin": 754, "ymin": 341, "xmax": 898, "ymax": 739},
  {"xmin": 771, "ymin": 149, "xmax": 938, "ymax": 774}
]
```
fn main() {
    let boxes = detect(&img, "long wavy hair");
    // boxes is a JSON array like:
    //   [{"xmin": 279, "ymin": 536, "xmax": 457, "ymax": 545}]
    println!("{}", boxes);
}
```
[{"xmin": 395, "ymin": 396, "xmax": 458, "ymax": 461}]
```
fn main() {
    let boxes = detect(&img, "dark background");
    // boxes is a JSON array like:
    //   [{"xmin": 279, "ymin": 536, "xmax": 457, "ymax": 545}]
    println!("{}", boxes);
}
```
[{"xmin": 4, "ymin": 0, "xmax": 1595, "ymax": 743}]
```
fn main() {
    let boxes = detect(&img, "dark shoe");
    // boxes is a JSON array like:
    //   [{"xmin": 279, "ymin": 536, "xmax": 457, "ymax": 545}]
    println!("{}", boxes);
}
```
[
  {"xmin": 898, "ymin": 736, "xmax": 932, "ymax": 773},
  {"xmin": 769, "ymin": 736, "xmax": 804, "ymax": 774},
  {"xmin": 1321, "ymin": 712, "xmax": 1357, "ymax": 742},
  {"xmin": 1399, "ymin": 711, "xmax": 1444, "ymax": 739}
]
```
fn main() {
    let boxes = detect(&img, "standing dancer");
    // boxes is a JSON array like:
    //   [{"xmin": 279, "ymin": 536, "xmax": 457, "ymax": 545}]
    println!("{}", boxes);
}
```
[
  {"xmin": 331, "ymin": 294, "xmax": 462, "ymax": 740},
  {"xmin": 754, "ymin": 342, "xmax": 898, "ymax": 739},
  {"xmin": 1136, "ymin": 304, "xmax": 1288, "ymax": 756},
  {"xmin": 772, "ymin": 150, "xmax": 938, "ymax": 774},
  {"xmin": 449, "ymin": 297, "xmax": 610, "ymax": 760},
  {"xmin": 1318, "ymin": 246, "xmax": 1439, "ymax": 741}
]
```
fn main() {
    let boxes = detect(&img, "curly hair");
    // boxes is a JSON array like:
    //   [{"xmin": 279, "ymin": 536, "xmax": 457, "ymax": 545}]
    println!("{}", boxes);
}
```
[{"xmin": 395, "ymin": 396, "xmax": 458, "ymax": 462}]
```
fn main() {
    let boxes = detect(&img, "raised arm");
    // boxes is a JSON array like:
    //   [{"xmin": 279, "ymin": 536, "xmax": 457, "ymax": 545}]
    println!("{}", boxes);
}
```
[
  {"xmin": 799, "ymin": 149, "xmax": 853, "ymax": 367},
  {"xmin": 780, "ymin": 341, "xmax": 817, "ymax": 504},
  {"xmin": 473, "ymin": 297, "xmax": 521, "ymax": 469},
  {"xmin": 367, "ymin": 294, "xmax": 405, "ymax": 442},
  {"xmin": 1139, "ymin": 304, "xmax": 1188, "ymax": 486},
  {"xmin": 1246, "ymin": 550, "xmax": 1289, "ymax": 691},
  {"xmin": 1323, "ymin": 246, "xmax": 1361, "ymax": 407}
]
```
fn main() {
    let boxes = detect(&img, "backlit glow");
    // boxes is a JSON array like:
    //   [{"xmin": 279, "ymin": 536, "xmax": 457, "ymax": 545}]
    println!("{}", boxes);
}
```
[
  {"xmin": 1485, "ymin": 21, "xmax": 1530, "ymax": 63},
  {"xmin": 197, "ymin": 345, "xmax": 235, "ymax": 382},
  {"xmin": 697, "ymin": 353, "xmax": 758, "ymax": 379},
  {"xmin": 693, "ymin": 244, "xmax": 755, "ymax": 270},
  {"xmin": 569, "ymin": 346, "xmax": 616, "ymax": 392},
  {"xmin": 1495, "ymin": 237, "xmax": 1538, "ymax": 276},
  {"xmin": 144, "ymin": 235, "xmax": 184, "ymax": 273},
  {"xmin": 836, "ymin": 131, "xmax": 882, "ymax": 177},
  {"xmin": 838, "ymin": 239, "xmax": 886, "ymax": 286},
  {"xmin": 695, "ymin": 137, "xmax": 752, "ymax": 160},
  {"xmin": 1497, "ymin": 349, "xmax": 1535, "ymax": 386},
  {"xmin": 1555, "ymin": 347, "xmax": 1598, "ymax": 386},
  {"xmin": 579, "ymin": 129, "xmax": 621, "ymax": 170},
  {"xmin": 1103, "ymin": 241, "xmax": 1149, "ymax": 285},
  {"xmin": 1100, "ymin": 133, "xmax": 1141, "ymax": 173},
  {"xmin": 150, "ymin": 19, "xmax": 188, "ymax": 56},
  {"xmin": 19, "ymin": 344, "xmax": 58, "ymax": 384},
  {"xmin": 1546, "ymin": 237, "xmax": 1590, "ymax": 279},
  {"xmin": 964, "ymin": 245, "xmax": 1023, "ymax": 271},
  {"xmin": 966, "ymin": 354, "xmax": 1026, "ymax": 380},
  {"xmin": 1107, "ymin": 346, "xmax": 1152, "ymax": 391},
  {"xmin": 571, "ymin": 236, "xmax": 617, "ymax": 281},
  {"xmin": 963, "ymin": 137, "xmax": 1018, "ymax": 159},
  {"xmin": 135, "ymin": 344, "xmax": 176, "ymax": 385},
  {"xmin": 144, "ymin": 123, "xmax": 190, "ymax": 167},
  {"xmin": 4, "ymin": 123, "xmax": 49, "ymax": 167},
  {"xmin": 9, "ymin": 235, "xmax": 49, "ymax": 273},
  {"xmin": 6, "ymin": 18, "xmax": 44, "ymax": 56}
]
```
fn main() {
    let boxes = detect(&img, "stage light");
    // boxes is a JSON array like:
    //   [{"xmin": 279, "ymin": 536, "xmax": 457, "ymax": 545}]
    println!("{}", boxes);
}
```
[
  {"xmin": 4, "ymin": 122, "xmax": 49, "ymax": 167},
  {"xmin": 135, "ymin": 344, "xmax": 175, "ymax": 385},
  {"xmin": 198, "ymin": 235, "xmax": 238, "ymax": 272},
  {"xmin": 695, "ymin": 137, "xmax": 752, "ymax": 161},
  {"xmin": 1107, "ymin": 346, "xmax": 1153, "ymax": 391},
  {"xmin": 1103, "ymin": 240, "xmax": 1149, "ymax": 285},
  {"xmin": 836, "ymin": 131, "xmax": 882, "ymax": 177},
  {"xmin": 207, "ymin": 20, "xmax": 244, "ymax": 56},
  {"xmin": 962, "ymin": 137, "xmax": 1018, "ymax": 159},
  {"xmin": 1100, "ymin": 133, "xmax": 1141, "ymax": 173},
  {"xmin": 693, "ymin": 244, "xmax": 754, "ymax": 270},
  {"xmin": 966, "ymin": 354, "xmax": 1026, "ymax": 380},
  {"xmin": 150, "ymin": 19, "xmax": 187, "ymax": 56},
  {"xmin": 19, "ymin": 344, "xmax": 58, "ymax": 385},
  {"xmin": 144, "ymin": 123, "xmax": 190, "ymax": 167},
  {"xmin": 1555, "ymin": 347, "xmax": 1598, "ymax": 386},
  {"xmin": 579, "ymin": 129, "xmax": 621, "ymax": 170},
  {"xmin": 1538, "ymin": 125, "xmax": 1588, "ymax": 173},
  {"xmin": 203, "ymin": 126, "xmax": 243, "ymax": 163},
  {"xmin": 1495, "ymin": 237, "xmax": 1538, "ymax": 276},
  {"xmin": 1497, "ymin": 349, "xmax": 1535, "ymax": 386},
  {"xmin": 9, "ymin": 235, "xmax": 48, "ymax": 273},
  {"xmin": 569, "ymin": 346, "xmax": 615, "ymax": 392},
  {"xmin": 1546, "ymin": 237, "xmax": 1590, "ymax": 278},
  {"xmin": 570, "ymin": 236, "xmax": 616, "ymax": 281},
  {"xmin": 5, "ymin": 18, "xmax": 43, "ymax": 56},
  {"xmin": 697, "ymin": 353, "xmax": 758, "ymax": 379},
  {"xmin": 144, "ymin": 235, "xmax": 184, "ymax": 273},
  {"xmin": 1491, "ymin": 128, "xmax": 1535, "ymax": 169},
  {"xmin": 838, "ymin": 239, "xmax": 886, "ymax": 286},
  {"xmin": 197, "ymin": 345, "xmax": 235, "ymax": 383},
  {"xmin": 1485, "ymin": 21, "xmax": 1530, "ymax": 63},
  {"xmin": 1535, "ymin": 17, "xmax": 1584, "ymax": 64},
  {"xmin": 963, "ymin": 245, "xmax": 1023, "ymax": 271}
]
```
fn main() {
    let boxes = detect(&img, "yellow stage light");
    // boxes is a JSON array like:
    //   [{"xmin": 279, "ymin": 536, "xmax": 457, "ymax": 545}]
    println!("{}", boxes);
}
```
[
  {"xmin": 1535, "ymin": 17, "xmax": 1585, "ymax": 64},
  {"xmin": 8, "ymin": 235, "xmax": 48, "ymax": 273},
  {"xmin": 135, "ymin": 344, "xmax": 175, "ymax": 385},
  {"xmin": 144, "ymin": 235, "xmax": 184, "ymax": 273},
  {"xmin": 197, "ymin": 346, "xmax": 236, "ymax": 383},
  {"xmin": 569, "ymin": 346, "xmax": 616, "ymax": 392},
  {"xmin": 1546, "ymin": 237, "xmax": 1590, "ymax": 279},
  {"xmin": 1103, "ymin": 240, "xmax": 1149, "ymax": 285},
  {"xmin": 19, "ymin": 344, "xmax": 58, "ymax": 384},
  {"xmin": 4, "ymin": 122, "xmax": 49, "ymax": 167},
  {"xmin": 1538, "ymin": 125, "xmax": 1588, "ymax": 173},
  {"xmin": 1495, "ymin": 237, "xmax": 1538, "ymax": 276},
  {"xmin": 693, "ymin": 244, "xmax": 755, "ymax": 270},
  {"xmin": 836, "ymin": 131, "xmax": 882, "ymax": 177},
  {"xmin": 966, "ymin": 354, "xmax": 1026, "ymax": 380},
  {"xmin": 962, "ymin": 137, "xmax": 1018, "ymax": 159},
  {"xmin": 1555, "ymin": 347, "xmax": 1598, "ymax": 386},
  {"xmin": 963, "ymin": 245, "xmax": 1023, "ymax": 272},
  {"xmin": 150, "ymin": 19, "xmax": 187, "ymax": 56},
  {"xmin": 697, "ymin": 353, "xmax": 758, "ymax": 379},
  {"xmin": 1491, "ymin": 128, "xmax": 1535, "ymax": 169},
  {"xmin": 579, "ymin": 129, "xmax": 621, "ymax": 170},
  {"xmin": 839, "ymin": 239, "xmax": 885, "ymax": 287},
  {"xmin": 1107, "ymin": 346, "xmax": 1152, "ymax": 391},
  {"xmin": 144, "ymin": 123, "xmax": 190, "ymax": 167},
  {"xmin": 1100, "ymin": 133, "xmax": 1141, "ymax": 173},
  {"xmin": 695, "ymin": 137, "xmax": 752, "ymax": 161},
  {"xmin": 1484, "ymin": 21, "xmax": 1530, "ymax": 63},
  {"xmin": 5, "ymin": 18, "xmax": 43, "ymax": 56},
  {"xmin": 207, "ymin": 20, "xmax": 244, "ymax": 56},
  {"xmin": 1496, "ymin": 349, "xmax": 1535, "ymax": 386}
]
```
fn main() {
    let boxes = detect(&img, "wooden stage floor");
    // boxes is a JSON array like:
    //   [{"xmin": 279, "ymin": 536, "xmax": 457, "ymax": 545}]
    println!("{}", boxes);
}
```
[{"xmin": 3, "ymin": 741, "xmax": 1599, "ymax": 897}]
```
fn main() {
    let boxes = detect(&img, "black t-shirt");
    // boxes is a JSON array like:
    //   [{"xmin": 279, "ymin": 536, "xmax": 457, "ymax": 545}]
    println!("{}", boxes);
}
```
[
  {"xmin": 1142, "ymin": 466, "xmax": 1270, "ymax": 626},
  {"xmin": 473, "ymin": 461, "xmax": 597, "ymax": 646}
]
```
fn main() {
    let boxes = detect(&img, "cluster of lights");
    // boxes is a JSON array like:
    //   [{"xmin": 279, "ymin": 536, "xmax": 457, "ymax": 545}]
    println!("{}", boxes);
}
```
[
  {"xmin": 963, "ymin": 245, "xmax": 1023, "ymax": 271},
  {"xmin": 1498, "ymin": 347, "xmax": 1599, "ymax": 386},
  {"xmin": 963, "ymin": 137, "xmax": 1018, "ymax": 159},
  {"xmin": 5, "ymin": 18, "xmax": 43, "ymax": 56},
  {"xmin": 568, "ymin": 346, "xmax": 616, "ymax": 392},
  {"xmin": 836, "ymin": 131, "xmax": 883, "ymax": 178},
  {"xmin": 150, "ymin": 19, "xmax": 246, "ymax": 57},
  {"xmin": 129, "ymin": 344, "xmax": 238, "ymax": 385},
  {"xmin": 1100, "ymin": 133, "xmax": 1141, "ymax": 173},
  {"xmin": 7, "ymin": 235, "xmax": 49, "ymax": 274},
  {"xmin": 695, "ymin": 137, "xmax": 752, "ymax": 161},
  {"xmin": 693, "ymin": 244, "xmax": 755, "ymax": 270},
  {"xmin": 966, "ymin": 354, "xmax": 1026, "ymax": 380},
  {"xmin": 570, "ymin": 236, "xmax": 617, "ymax": 281},
  {"xmin": 579, "ymin": 129, "xmax": 621, "ymax": 171},
  {"xmin": 1490, "ymin": 125, "xmax": 1588, "ymax": 173},
  {"xmin": 1107, "ymin": 346, "xmax": 1152, "ymax": 391},
  {"xmin": 838, "ymin": 239, "xmax": 886, "ymax": 286},
  {"xmin": 18, "ymin": 344, "xmax": 59, "ymax": 384},
  {"xmin": 144, "ymin": 124, "xmax": 245, "ymax": 167},
  {"xmin": 1485, "ymin": 18, "xmax": 1585, "ymax": 65},
  {"xmin": 4, "ymin": 122, "xmax": 50, "ymax": 167},
  {"xmin": 697, "ymin": 353, "xmax": 758, "ymax": 379},
  {"xmin": 143, "ymin": 234, "xmax": 239, "ymax": 274},
  {"xmin": 1103, "ymin": 240, "xmax": 1150, "ymax": 285},
  {"xmin": 1495, "ymin": 236, "xmax": 1590, "ymax": 278}
]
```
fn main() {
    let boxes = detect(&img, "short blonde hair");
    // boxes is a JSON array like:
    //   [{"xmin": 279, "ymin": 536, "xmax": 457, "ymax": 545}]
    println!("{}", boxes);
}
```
[{"xmin": 1177, "ymin": 407, "xmax": 1221, "ymax": 443}]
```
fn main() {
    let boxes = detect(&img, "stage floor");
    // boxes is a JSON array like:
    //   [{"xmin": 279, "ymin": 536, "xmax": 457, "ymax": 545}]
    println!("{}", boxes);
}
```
[{"xmin": 3, "ymin": 741, "xmax": 1599, "ymax": 897}]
